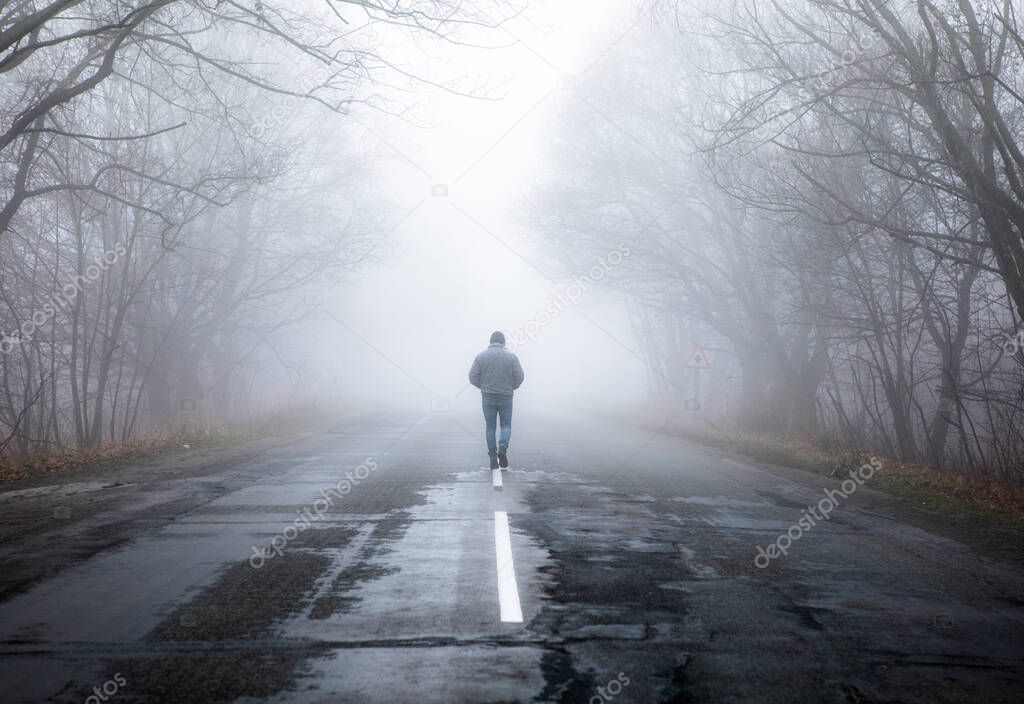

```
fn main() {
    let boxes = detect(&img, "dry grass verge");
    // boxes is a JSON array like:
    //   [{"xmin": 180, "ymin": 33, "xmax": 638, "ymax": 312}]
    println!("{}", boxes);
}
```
[
  {"xmin": 0, "ymin": 432, "xmax": 249, "ymax": 484},
  {"xmin": 646, "ymin": 421, "xmax": 1024, "ymax": 528}
]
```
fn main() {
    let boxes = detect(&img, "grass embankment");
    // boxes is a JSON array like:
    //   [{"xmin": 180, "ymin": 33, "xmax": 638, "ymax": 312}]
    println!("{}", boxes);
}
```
[
  {"xmin": 0, "ymin": 432, "xmax": 249, "ymax": 484},
  {"xmin": 0, "ymin": 403, "xmax": 352, "ymax": 485},
  {"xmin": 659, "ymin": 423, "xmax": 1024, "ymax": 529}
]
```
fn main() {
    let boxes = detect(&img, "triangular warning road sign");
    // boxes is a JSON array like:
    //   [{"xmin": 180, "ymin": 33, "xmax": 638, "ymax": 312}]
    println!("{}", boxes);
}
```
[{"xmin": 684, "ymin": 345, "xmax": 711, "ymax": 369}]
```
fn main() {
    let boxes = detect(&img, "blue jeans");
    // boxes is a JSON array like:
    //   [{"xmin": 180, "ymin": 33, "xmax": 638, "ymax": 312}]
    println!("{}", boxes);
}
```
[{"xmin": 482, "ymin": 393, "xmax": 513, "ymax": 458}]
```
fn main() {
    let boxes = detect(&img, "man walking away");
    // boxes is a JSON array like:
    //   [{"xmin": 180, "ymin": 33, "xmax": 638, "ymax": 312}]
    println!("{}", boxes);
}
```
[{"xmin": 469, "ymin": 331, "xmax": 525, "ymax": 470}]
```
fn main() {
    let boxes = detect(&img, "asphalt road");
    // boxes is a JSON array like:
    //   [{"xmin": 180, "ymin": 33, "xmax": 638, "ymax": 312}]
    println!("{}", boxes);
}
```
[{"xmin": 1, "ymin": 410, "xmax": 1022, "ymax": 703}]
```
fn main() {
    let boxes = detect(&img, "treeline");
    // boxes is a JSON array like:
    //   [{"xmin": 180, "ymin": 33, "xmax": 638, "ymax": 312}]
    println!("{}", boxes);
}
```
[
  {"xmin": 533, "ymin": 0, "xmax": 1024, "ymax": 479},
  {"xmin": 0, "ymin": 1, "xmax": 509, "ymax": 456}
]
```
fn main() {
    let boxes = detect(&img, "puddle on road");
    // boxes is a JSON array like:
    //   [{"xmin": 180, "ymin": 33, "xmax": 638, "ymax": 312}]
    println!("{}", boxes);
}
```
[
  {"xmin": 283, "ymin": 467, "xmax": 551, "ymax": 642},
  {"xmin": 307, "ymin": 513, "xmax": 409, "ymax": 620},
  {"xmin": 262, "ymin": 466, "xmax": 554, "ymax": 702}
]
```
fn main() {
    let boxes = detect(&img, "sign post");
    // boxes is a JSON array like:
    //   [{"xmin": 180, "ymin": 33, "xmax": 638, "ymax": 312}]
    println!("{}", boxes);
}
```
[{"xmin": 683, "ymin": 345, "xmax": 711, "ymax": 410}]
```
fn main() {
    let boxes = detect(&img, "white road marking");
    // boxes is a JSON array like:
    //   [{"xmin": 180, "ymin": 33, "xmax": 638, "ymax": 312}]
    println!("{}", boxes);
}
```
[
  {"xmin": 492, "ymin": 468, "xmax": 503, "ymax": 488},
  {"xmin": 493, "ymin": 511, "xmax": 523, "ymax": 623}
]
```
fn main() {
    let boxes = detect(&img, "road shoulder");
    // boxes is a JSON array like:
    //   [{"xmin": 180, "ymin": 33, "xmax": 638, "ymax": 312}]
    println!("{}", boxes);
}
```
[
  {"xmin": 629, "ymin": 418, "xmax": 1024, "ymax": 568},
  {"xmin": 0, "ymin": 429, "xmax": 322, "ymax": 602}
]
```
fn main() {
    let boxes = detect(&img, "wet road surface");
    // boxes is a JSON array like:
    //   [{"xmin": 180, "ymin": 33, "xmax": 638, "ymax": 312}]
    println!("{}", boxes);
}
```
[{"xmin": 1, "ymin": 411, "xmax": 1022, "ymax": 703}]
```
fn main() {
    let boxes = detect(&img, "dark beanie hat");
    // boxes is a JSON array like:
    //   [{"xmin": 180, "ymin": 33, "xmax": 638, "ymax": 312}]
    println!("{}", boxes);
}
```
[{"xmin": 490, "ymin": 330, "xmax": 505, "ymax": 345}]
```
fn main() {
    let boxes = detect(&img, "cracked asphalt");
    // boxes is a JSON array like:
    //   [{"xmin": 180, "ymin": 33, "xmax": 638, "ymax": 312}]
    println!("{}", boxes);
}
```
[{"xmin": 0, "ymin": 411, "xmax": 1022, "ymax": 703}]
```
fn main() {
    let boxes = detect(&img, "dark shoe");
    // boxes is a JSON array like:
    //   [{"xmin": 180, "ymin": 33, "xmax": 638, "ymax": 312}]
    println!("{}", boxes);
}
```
[
  {"xmin": 497, "ymin": 448, "xmax": 508, "ymax": 468},
  {"xmin": 490, "ymin": 456, "xmax": 499, "ymax": 470}
]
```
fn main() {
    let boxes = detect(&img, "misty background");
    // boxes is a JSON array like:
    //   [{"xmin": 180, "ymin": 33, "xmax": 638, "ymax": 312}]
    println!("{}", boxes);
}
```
[
  {"xmin": 255, "ymin": 0, "xmax": 647, "ymax": 416},
  {"xmin": 2, "ymin": 0, "xmax": 1023, "ymax": 481}
]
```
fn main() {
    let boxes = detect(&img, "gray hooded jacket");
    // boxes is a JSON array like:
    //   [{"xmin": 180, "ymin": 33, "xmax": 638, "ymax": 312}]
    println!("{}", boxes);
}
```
[{"xmin": 469, "ymin": 343, "xmax": 524, "ymax": 397}]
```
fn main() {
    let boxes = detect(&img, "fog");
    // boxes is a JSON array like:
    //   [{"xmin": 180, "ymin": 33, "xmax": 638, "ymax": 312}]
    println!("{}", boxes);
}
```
[
  {"xmin": 7, "ymin": 5, "xmax": 1024, "ymax": 699},
  {"xmin": 3, "ymin": 0, "xmax": 1024, "ymax": 480},
  {"xmin": 234, "ymin": 0, "xmax": 650, "ymax": 417}
]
